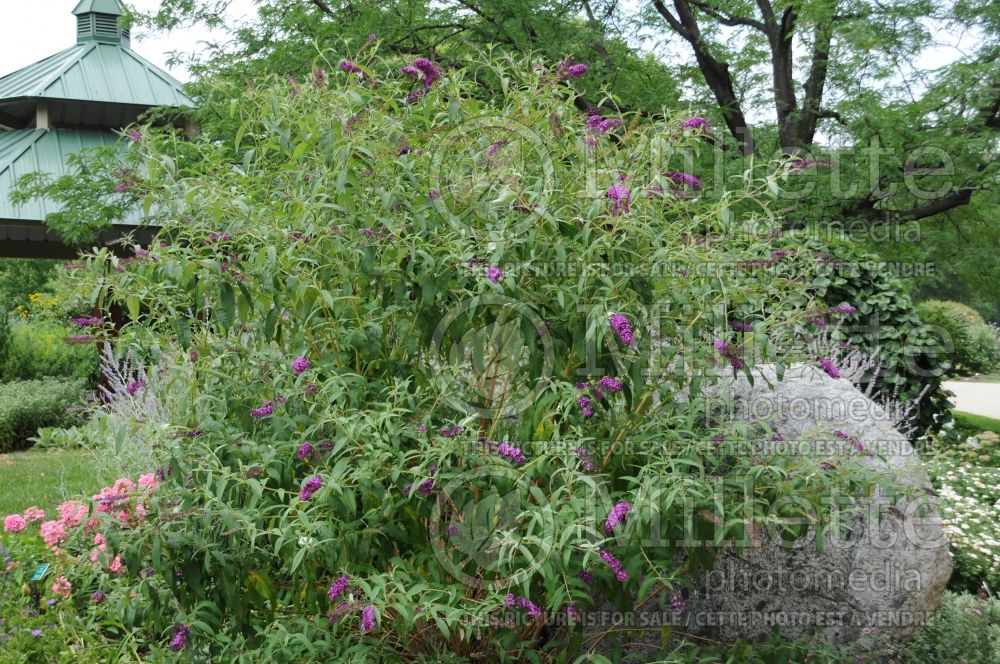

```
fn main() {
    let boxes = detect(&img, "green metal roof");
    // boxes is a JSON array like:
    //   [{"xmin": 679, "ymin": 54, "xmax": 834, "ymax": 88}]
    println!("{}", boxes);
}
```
[
  {"xmin": 0, "ymin": 129, "xmax": 142, "ymax": 224},
  {"xmin": 0, "ymin": 42, "xmax": 194, "ymax": 108},
  {"xmin": 73, "ymin": 0, "xmax": 125, "ymax": 15}
]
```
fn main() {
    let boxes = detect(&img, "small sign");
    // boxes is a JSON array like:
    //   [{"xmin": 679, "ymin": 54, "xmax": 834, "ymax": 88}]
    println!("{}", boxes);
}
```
[{"xmin": 29, "ymin": 563, "xmax": 49, "ymax": 583}]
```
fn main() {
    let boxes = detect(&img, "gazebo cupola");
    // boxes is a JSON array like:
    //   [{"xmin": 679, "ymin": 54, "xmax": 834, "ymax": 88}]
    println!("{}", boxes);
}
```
[
  {"xmin": 0, "ymin": 0, "xmax": 194, "ymax": 258},
  {"xmin": 74, "ymin": 0, "xmax": 131, "ymax": 47}
]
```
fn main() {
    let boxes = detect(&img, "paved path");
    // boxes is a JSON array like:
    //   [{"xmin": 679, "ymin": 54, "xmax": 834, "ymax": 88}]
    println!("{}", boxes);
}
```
[{"xmin": 943, "ymin": 380, "xmax": 1000, "ymax": 419}]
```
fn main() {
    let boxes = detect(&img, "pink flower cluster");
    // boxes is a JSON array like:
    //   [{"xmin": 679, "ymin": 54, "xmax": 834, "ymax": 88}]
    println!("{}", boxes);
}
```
[{"xmin": 92, "ymin": 474, "xmax": 158, "ymax": 528}]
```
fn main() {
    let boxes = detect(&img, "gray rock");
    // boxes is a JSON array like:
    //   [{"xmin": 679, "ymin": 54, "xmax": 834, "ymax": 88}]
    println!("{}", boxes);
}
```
[{"xmin": 685, "ymin": 363, "xmax": 952, "ymax": 646}]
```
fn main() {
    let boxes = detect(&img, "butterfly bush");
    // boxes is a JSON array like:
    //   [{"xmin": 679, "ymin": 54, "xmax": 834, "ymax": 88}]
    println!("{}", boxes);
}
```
[{"xmin": 62, "ymin": 51, "xmax": 873, "ymax": 660}]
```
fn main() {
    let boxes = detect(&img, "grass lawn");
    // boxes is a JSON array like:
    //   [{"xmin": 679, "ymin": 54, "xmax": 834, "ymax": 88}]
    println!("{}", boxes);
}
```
[
  {"xmin": 0, "ymin": 448, "xmax": 111, "ymax": 516},
  {"xmin": 952, "ymin": 410, "xmax": 1000, "ymax": 434}
]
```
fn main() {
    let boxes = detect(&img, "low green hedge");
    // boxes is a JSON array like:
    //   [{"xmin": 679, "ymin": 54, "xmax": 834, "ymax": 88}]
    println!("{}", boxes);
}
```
[{"xmin": 0, "ymin": 378, "xmax": 88, "ymax": 453}]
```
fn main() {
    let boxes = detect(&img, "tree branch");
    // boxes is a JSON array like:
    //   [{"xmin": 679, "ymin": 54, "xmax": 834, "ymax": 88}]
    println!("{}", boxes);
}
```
[
  {"xmin": 308, "ymin": 0, "xmax": 334, "ymax": 16},
  {"xmin": 651, "ymin": 0, "xmax": 756, "ymax": 154},
  {"xmin": 689, "ymin": 1, "xmax": 765, "ymax": 31}
]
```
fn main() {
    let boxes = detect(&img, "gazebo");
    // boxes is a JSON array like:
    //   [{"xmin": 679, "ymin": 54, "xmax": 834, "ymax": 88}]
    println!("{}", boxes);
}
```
[{"xmin": 0, "ymin": 0, "xmax": 194, "ymax": 258}]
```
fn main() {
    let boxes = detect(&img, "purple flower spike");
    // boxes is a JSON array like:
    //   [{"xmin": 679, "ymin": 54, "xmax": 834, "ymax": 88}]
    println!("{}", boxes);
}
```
[
  {"xmin": 250, "ymin": 401, "xmax": 274, "ymax": 419},
  {"xmin": 664, "ymin": 171, "xmax": 702, "ymax": 189},
  {"xmin": 597, "ymin": 376, "xmax": 622, "ymax": 393},
  {"xmin": 486, "ymin": 265, "xmax": 503, "ymax": 284},
  {"xmin": 606, "ymin": 185, "xmax": 631, "ymax": 215},
  {"xmin": 360, "ymin": 605, "xmax": 377, "ymax": 632},
  {"xmin": 599, "ymin": 549, "xmax": 628, "ymax": 583},
  {"xmin": 609, "ymin": 313, "xmax": 634, "ymax": 345},
  {"xmin": 818, "ymin": 357, "xmax": 841, "ymax": 379},
  {"xmin": 577, "ymin": 395, "xmax": 594, "ymax": 418},
  {"xmin": 300, "ymin": 475, "xmax": 323, "ymax": 501},
  {"xmin": 297, "ymin": 441, "xmax": 314, "ymax": 461},
  {"xmin": 680, "ymin": 117, "xmax": 710, "ymax": 131},
  {"xmin": 169, "ymin": 624, "xmax": 189, "ymax": 652},
  {"xmin": 292, "ymin": 356, "xmax": 311, "ymax": 374},
  {"xmin": 328, "ymin": 575, "xmax": 350, "ymax": 602},
  {"xmin": 604, "ymin": 501, "xmax": 631, "ymax": 533}
]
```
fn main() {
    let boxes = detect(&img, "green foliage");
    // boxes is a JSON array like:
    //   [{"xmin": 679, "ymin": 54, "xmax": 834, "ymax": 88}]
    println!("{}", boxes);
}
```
[
  {"xmin": 784, "ymin": 232, "xmax": 953, "ymax": 435},
  {"xmin": 917, "ymin": 300, "xmax": 1000, "ymax": 377},
  {"xmin": 1, "ymin": 321, "xmax": 100, "ymax": 385},
  {"xmin": 902, "ymin": 591, "xmax": 1000, "ymax": 664},
  {"xmin": 0, "ymin": 260, "xmax": 59, "ymax": 308},
  {"xmin": 11, "ymin": 146, "xmax": 146, "ymax": 246},
  {"xmin": 0, "ymin": 378, "xmax": 87, "ymax": 453},
  {"xmin": 49, "ymin": 55, "xmax": 890, "ymax": 660}
]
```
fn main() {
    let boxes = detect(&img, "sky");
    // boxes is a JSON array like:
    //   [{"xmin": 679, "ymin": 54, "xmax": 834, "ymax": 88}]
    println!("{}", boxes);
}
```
[{"xmin": 0, "ymin": 0, "xmax": 257, "ymax": 82}]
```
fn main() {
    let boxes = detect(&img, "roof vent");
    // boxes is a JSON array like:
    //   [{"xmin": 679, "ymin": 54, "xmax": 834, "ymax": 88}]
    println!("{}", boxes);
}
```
[{"xmin": 72, "ymin": 0, "xmax": 129, "ymax": 47}]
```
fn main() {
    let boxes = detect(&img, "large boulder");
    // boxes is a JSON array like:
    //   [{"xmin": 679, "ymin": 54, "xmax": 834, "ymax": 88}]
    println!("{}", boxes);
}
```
[{"xmin": 683, "ymin": 363, "xmax": 952, "ymax": 646}]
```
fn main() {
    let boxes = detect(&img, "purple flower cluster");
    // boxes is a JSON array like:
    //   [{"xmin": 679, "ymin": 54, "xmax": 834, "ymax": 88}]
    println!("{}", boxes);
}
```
[
  {"xmin": 680, "ymin": 117, "xmax": 710, "ymax": 131},
  {"xmin": 606, "ymin": 185, "xmax": 631, "ymax": 215},
  {"xmin": 479, "ymin": 440, "xmax": 527, "ymax": 465},
  {"xmin": 169, "ymin": 624, "xmax": 189, "ymax": 652},
  {"xmin": 586, "ymin": 115, "xmax": 622, "ymax": 135},
  {"xmin": 834, "ymin": 429, "xmax": 870, "ymax": 455},
  {"xmin": 504, "ymin": 593, "xmax": 543, "ymax": 619},
  {"xmin": 438, "ymin": 424, "xmax": 463, "ymax": 438},
  {"xmin": 300, "ymin": 475, "xmax": 323, "ymax": 501},
  {"xmin": 125, "ymin": 380, "xmax": 145, "ymax": 395},
  {"xmin": 789, "ymin": 158, "xmax": 832, "ymax": 171},
  {"xmin": 577, "ymin": 395, "xmax": 594, "ymax": 418},
  {"xmin": 578, "ymin": 570, "xmax": 593, "ymax": 585},
  {"xmin": 714, "ymin": 338, "xmax": 745, "ymax": 370},
  {"xmin": 557, "ymin": 60, "xmax": 589, "ymax": 79},
  {"xmin": 250, "ymin": 401, "xmax": 275, "ymax": 419},
  {"xmin": 604, "ymin": 501, "xmax": 631, "ymax": 533},
  {"xmin": 486, "ymin": 265, "xmax": 504, "ymax": 284},
  {"xmin": 313, "ymin": 67, "xmax": 326, "ymax": 85},
  {"xmin": 573, "ymin": 447, "xmax": 596, "ymax": 471},
  {"xmin": 70, "ymin": 316, "xmax": 101, "ymax": 327},
  {"xmin": 329, "ymin": 602, "xmax": 353, "ymax": 622},
  {"xmin": 339, "ymin": 60, "xmax": 363, "ymax": 75},
  {"xmin": 360, "ymin": 605, "xmax": 377, "ymax": 632},
  {"xmin": 297, "ymin": 441, "xmax": 314, "ymax": 461},
  {"xmin": 664, "ymin": 171, "xmax": 702, "ymax": 189},
  {"xmin": 609, "ymin": 313, "xmax": 634, "ymax": 345},
  {"xmin": 292, "ymin": 356, "xmax": 311, "ymax": 374},
  {"xmin": 328, "ymin": 575, "xmax": 350, "ymax": 602},
  {"xmin": 91, "ymin": 590, "xmax": 106, "ymax": 604},
  {"xmin": 206, "ymin": 231, "xmax": 232, "ymax": 243},
  {"xmin": 597, "ymin": 376, "xmax": 623, "ymax": 393},
  {"xmin": 818, "ymin": 357, "xmax": 841, "ymax": 379},
  {"xmin": 728, "ymin": 320, "xmax": 753, "ymax": 332},
  {"xmin": 838, "ymin": 304, "xmax": 857, "ymax": 314},
  {"xmin": 484, "ymin": 140, "xmax": 508, "ymax": 159},
  {"xmin": 401, "ymin": 57, "xmax": 443, "ymax": 103},
  {"xmin": 403, "ymin": 478, "xmax": 435, "ymax": 497},
  {"xmin": 126, "ymin": 130, "xmax": 142, "ymax": 142},
  {"xmin": 599, "ymin": 549, "xmax": 628, "ymax": 583},
  {"xmin": 670, "ymin": 589, "xmax": 686, "ymax": 615}
]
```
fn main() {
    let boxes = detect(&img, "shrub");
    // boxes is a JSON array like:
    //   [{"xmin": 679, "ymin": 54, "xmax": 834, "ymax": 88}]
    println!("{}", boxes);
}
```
[
  {"xmin": 0, "ymin": 378, "xmax": 88, "ymax": 453},
  {"xmin": 43, "ymin": 54, "xmax": 901, "ymax": 660},
  {"xmin": 1, "ymin": 320, "xmax": 99, "ymax": 384},
  {"xmin": 902, "ymin": 591, "xmax": 1000, "ymax": 663},
  {"xmin": 917, "ymin": 299, "xmax": 1000, "ymax": 377}
]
